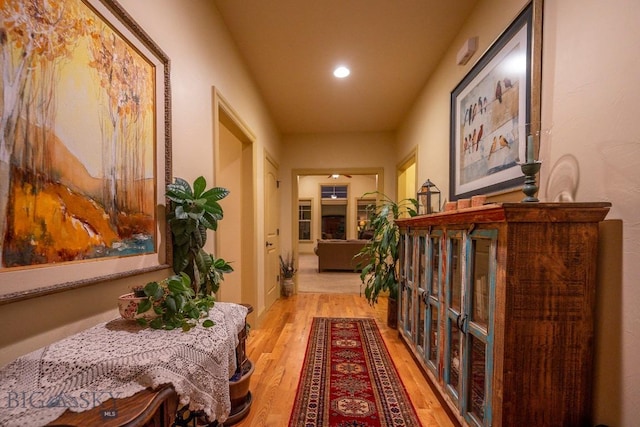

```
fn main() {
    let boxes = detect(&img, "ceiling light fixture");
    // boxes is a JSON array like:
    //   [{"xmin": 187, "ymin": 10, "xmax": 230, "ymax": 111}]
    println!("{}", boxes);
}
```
[{"xmin": 333, "ymin": 66, "xmax": 350, "ymax": 78}]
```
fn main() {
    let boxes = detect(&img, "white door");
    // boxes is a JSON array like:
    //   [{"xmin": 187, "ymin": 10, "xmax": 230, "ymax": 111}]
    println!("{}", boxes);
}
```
[{"xmin": 264, "ymin": 157, "xmax": 280, "ymax": 309}]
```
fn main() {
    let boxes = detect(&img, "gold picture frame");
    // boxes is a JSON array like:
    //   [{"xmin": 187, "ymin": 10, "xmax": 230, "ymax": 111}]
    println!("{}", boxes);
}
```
[{"xmin": 0, "ymin": 0, "xmax": 171, "ymax": 304}]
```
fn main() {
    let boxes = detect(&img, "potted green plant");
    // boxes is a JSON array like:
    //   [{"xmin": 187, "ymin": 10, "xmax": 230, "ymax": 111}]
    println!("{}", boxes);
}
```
[
  {"xmin": 118, "ymin": 273, "xmax": 216, "ymax": 331},
  {"xmin": 354, "ymin": 191, "xmax": 418, "ymax": 328},
  {"xmin": 118, "ymin": 176, "xmax": 234, "ymax": 328},
  {"xmin": 166, "ymin": 176, "xmax": 233, "ymax": 296},
  {"xmin": 279, "ymin": 253, "xmax": 296, "ymax": 297}
]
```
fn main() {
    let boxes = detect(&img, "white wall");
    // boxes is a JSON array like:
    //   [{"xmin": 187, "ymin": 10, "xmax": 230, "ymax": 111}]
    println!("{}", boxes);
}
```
[{"xmin": 398, "ymin": 0, "xmax": 640, "ymax": 424}]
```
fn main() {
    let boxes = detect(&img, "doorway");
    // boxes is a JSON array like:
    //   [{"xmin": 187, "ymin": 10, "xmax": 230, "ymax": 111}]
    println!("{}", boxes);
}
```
[
  {"xmin": 264, "ymin": 156, "xmax": 280, "ymax": 310},
  {"xmin": 291, "ymin": 168, "xmax": 384, "ymax": 269},
  {"xmin": 214, "ymin": 90, "xmax": 256, "ymax": 319},
  {"xmin": 397, "ymin": 149, "xmax": 417, "ymax": 210}
]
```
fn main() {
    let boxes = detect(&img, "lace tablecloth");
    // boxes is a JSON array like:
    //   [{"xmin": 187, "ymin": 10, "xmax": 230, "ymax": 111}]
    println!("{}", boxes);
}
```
[{"xmin": 0, "ymin": 301, "xmax": 249, "ymax": 427}]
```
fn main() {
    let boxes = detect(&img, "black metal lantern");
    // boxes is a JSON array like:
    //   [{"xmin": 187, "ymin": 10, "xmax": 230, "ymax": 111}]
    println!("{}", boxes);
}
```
[{"xmin": 417, "ymin": 179, "xmax": 441, "ymax": 214}]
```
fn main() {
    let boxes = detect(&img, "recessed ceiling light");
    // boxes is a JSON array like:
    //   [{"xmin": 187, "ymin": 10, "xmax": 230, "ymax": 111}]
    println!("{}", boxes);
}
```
[{"xmin": 333, "ymin": 66, "xmax": 350, "ymax": 78}]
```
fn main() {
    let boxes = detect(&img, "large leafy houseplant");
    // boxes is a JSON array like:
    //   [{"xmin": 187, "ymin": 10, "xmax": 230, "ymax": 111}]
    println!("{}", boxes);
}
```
[
  {"xmin": 124, "ymin": 176, "xmax": 233, "ymax": 332},
  {"xmin": 355, "ymin": 192, "xmax": 418, "ymax": 307},
  {"xmin": 166, "ymin": 176, "xmax": 233, "ymax": 296}
]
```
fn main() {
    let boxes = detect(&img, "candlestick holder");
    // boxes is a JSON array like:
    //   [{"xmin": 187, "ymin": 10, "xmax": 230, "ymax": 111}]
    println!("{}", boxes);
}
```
[{"xmin": 519, "ymin": 161, "xmax": 542, "ymax": 202}]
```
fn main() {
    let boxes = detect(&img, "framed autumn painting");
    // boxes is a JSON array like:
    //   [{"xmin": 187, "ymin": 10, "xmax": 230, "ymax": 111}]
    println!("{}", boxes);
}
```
[{"xmin": 0, "ymin": 0, "xmax": 171, "ymax": 303}]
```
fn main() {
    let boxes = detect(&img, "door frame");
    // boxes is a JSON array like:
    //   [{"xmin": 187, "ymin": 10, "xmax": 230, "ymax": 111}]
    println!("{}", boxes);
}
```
[
  {"xmin": 291, "ymin": 167, "xmax": 384, "ymax": 289},
  {"xmin": 263, "ymin": 153, "xmax": 280, "ymax": 312},
  {"xmin": 213, "ymin": 88, "xmax": 257, "ymax": 321}
]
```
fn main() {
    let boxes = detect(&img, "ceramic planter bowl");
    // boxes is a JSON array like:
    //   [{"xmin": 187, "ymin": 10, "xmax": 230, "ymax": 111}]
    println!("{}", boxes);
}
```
[{"xmin": 118, "ymin": 292, "xmax": 158, "ymax": 320}]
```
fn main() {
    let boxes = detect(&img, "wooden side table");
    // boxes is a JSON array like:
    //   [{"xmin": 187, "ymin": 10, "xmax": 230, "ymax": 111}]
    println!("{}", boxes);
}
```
[
  {"xmin": 45, "ymin": 303, "xmax": 254, "ymax": 427},
  {"xmin": 48, "ymin": 384, "xmax": 178, "ymax": 427}
]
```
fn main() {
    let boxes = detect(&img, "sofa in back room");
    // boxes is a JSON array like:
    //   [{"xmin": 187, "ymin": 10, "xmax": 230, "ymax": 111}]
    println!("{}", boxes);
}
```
[{"xmin": 314, "ymin": 239, "xmax": 370, "ymax": 272}]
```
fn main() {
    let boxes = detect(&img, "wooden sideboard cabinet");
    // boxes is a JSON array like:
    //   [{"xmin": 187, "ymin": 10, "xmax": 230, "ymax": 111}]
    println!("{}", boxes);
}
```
[{"xmin": 395, "ymin": 202, "xmax": 611, "ymax": 427}]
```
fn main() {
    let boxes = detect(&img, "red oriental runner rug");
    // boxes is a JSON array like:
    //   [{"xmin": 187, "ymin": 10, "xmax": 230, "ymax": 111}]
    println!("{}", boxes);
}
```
[{"xmin": 288, "ymin": 317, "xmax": 422, "ymax": 427}]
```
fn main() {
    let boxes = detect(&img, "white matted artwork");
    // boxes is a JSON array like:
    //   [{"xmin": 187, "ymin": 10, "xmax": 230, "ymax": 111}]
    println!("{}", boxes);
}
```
[{"xmin": 449, "ymin": 1, "xmax": 542, "ymax": 200}]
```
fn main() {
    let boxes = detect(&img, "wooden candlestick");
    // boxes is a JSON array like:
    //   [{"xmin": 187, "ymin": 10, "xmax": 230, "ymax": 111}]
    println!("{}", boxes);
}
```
[{"xmin": 520, "ymin": 161, "xmax": 542, "ymax": 202}]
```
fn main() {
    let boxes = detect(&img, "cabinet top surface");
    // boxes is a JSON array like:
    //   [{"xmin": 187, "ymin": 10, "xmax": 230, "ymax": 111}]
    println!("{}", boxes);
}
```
[{"xmin": 396, "ymin": 202, "xmax": 611, "ymax": 228}]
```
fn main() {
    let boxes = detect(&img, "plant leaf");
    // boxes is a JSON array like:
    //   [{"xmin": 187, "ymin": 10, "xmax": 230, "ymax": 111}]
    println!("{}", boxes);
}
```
[
  {"xmin": 201, "ymin": 186, "xmax": 230, "ymax": 201},
  {"xmin": 149, "ymin": 318, "xmax": 164, "ymax": 329},
  {"xmin": 137, "ymin": 299, "xmax": 152, "ymax": 314},
  {"xmin": 144, "ymin": 281, "xmax": 164, "ymax": 300},
  {"xmin": 202, "ymin": 215, "xmax": 223, "ymax": 230},
  {"xmin": 193, "ymin": 176, "xmax": 207, "ymax": 198},
  {"xmin": 175, "ymin": 294, "xmax": 185, "ymax": 310},
  {"xmin": 167, "ymin": 177, "xmax": 192, "ymax": 197},
  {"xmin": 165, "ymin": 295, "xmax": 177, "ymax": 313}
]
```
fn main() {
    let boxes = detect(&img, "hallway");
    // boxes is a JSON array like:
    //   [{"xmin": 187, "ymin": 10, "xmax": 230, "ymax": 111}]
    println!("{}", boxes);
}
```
[
  {"xmin": 296, "ymin": 253, "xmax": 362, "ymax": 294},
  {"xmin": 235, "ymin": 292, "xmax": 455, "ymax": 426}
]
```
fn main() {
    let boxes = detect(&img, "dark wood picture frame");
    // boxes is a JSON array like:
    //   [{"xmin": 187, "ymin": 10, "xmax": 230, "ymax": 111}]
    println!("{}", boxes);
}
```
[{"xmin": 449, "ymin": 1, "xmax": 542, "ymax": 201}]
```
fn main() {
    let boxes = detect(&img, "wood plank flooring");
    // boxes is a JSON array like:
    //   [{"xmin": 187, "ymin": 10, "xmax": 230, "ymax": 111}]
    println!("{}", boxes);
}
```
[{"xmin": 234, "ymin": 293, "xmax": 455, "ymax": 426}]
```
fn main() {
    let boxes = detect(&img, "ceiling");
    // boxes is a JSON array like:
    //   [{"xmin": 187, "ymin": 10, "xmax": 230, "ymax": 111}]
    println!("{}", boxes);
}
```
[{"xmin": 214, "ymin": 0, "xmax": 479, "ymax": 135}]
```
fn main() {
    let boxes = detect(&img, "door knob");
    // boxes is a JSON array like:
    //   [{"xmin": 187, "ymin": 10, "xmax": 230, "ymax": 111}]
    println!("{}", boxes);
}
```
[{"xmin": 266, "ymin": 241, "xmax": 273, "ymax": 247}]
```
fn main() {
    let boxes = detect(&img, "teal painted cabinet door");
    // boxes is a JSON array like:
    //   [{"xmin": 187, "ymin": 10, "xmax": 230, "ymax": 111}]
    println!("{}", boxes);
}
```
[
  {"xmin": 444, "ymin": 230, "xmax": 496, "ymax": 427},
  {"xmin": 416, "ymin": 232, "xmax": 442, "ymax": 378}
]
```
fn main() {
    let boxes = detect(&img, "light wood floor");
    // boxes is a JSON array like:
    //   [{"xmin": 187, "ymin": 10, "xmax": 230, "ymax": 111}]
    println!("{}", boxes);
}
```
[{"xmin": 234, "ymin": 293, "xmax": 455, "ymax": 426}]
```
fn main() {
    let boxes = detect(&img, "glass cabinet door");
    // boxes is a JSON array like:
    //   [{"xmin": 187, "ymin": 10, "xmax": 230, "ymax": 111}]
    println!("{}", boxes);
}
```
[
  {"xmin": 398, "ymin": 233, "xmax": 406, "ymax": 331},
  {"xmin": 444, "ymin": 231, "xmax": 464, "ymax": 403},
  {"xmin": 424, "ymin": 232, "xmax": 442, "ymax": 376},
  {"xmin": 400, "ymin": 233, "xmax": 415, "ymax": 341},
  {"xmin": 462, "ymin": 231, "xmax": 496, "ymax": 427},
  {"xmin": 416, "ymin": 234, "xmax": 427, "ymax": 357},
  {"xmin": 398, "ymin": 232, "xmax": 409, "ymax": 335},
  {"xmin": 400, "ymin": 222, "xmax": 498, "ymax": 427}
]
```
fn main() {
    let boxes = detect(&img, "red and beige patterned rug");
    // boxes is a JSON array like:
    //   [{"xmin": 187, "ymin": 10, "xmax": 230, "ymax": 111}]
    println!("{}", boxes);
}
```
[{"xmin": 288, "ymin": 317, "xmax": 422, "ymax": 427}]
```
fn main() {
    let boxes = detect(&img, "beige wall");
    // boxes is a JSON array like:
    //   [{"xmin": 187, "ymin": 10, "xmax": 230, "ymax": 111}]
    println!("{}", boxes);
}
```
[
  {"xmin": 541, "ymin": 2, "xmax": 638, "ymax": 425},
  {"xmin": 397, "ymin": 0, "xmax": 526, "ymax": 196},
  {"xmin": 1, "ymin": 1, "xmax": 638, "ymax": 424},
  {"xmin": 397, "ymin": 161, "xmax": 416, "ymax": 203},
  {"xmin": 279, "ymin": 132, "xmax": 396, "ymax": 256},
  {"xmin": 397, "ymin": 0, "xmax": 639, "ymax": 425},
  {"xmin": 297, "ymin": 174, "xmax": 378, "ymax": 253},
  {"xmin": 0, "ymin": 0, "xmax": 281, "ymax": 365}
]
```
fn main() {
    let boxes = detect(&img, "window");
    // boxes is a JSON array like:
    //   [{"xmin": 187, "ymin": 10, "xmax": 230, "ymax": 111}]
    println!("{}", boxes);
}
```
[
  {"xmin": 320, "ymin": 185, "xmax": 348, "ymax": 239},
  {"xmin": 298, "ymin": 199, "xmax": 312, "ymax": 241},
  {"xmin": 321, "ymin": 185, "xmax": 347, "ymax": 199},
  {"xmin": 357, "ymin": 199, "xmax": 375, "ymax": 238}
]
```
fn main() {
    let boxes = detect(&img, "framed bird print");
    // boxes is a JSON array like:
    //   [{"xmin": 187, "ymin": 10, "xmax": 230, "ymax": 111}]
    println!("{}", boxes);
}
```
[{"xmin": 449, "ymin": 0, "xmax": 542, "ymax": 200}]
